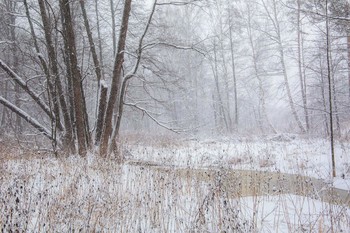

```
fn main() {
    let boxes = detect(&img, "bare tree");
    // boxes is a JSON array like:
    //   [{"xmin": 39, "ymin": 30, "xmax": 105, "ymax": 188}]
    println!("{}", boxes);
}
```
[
  {"xmin": 325, "ymin": 0, "xmax": 336, "ymax": 177},
  {"xmin": 245, "ymin": 0, "xmax": 276, "ymax": 134},
  {"xmin": 60, "ymin": 0, "xmax": 89, "ymax": 156},
  {"xmin": 296, "ymin": 0, "xmax": 310, "ymax": 131},
  {"xmin": 99, "ymin": 0, "xmax": 133, "ymax": 158},
  {"xmin": 261, "ymin": 0, "xmax": 306, "ymax": 133},
  {"xmin": 38, "ymin": 0, "xmax": 74, "ymax": 152},
  {"xmin": 227, "ymin": 6, "xmax": 239, "ymax": 128}
]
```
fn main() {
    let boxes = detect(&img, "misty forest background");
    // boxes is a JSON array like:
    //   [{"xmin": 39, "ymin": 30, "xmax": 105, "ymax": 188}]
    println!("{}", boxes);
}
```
[{"xmin": 1, "ymin": 0, "xmax": 350, "ymax": 158}]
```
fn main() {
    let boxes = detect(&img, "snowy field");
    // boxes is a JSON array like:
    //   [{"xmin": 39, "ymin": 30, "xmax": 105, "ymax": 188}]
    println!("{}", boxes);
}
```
[{"xmin": 1, "ymin": 135, "xmax": 350, "ymax": 232}]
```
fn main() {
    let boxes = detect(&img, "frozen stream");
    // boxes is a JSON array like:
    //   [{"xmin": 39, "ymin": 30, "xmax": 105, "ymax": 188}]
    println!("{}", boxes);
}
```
[
  {"xmin": 128, "ymin": 160, "xmax": 350, "ymax": 207},
  {"xmin": 1, "ymin": 155, "xmax": 350, "ymax": 232}
]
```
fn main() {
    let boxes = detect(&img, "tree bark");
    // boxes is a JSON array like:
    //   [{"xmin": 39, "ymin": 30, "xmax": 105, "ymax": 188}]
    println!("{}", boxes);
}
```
[
  {"xmin": 326, "ymin": 1, "xmax": 336, "ymax": 177},
  {"xmin": 38, "ymin": 0, "xmax": 74, "ymax": 151},
  {"xmin": 229, "ymin": 19, "xmax": 238, "ymax": 128},
  {"xmin": 297, "ymin": 0, "xmax": 309, "ymax": 132},
  {"xmin": 218, "ymin": 13, "xmax": 233, "ymax": 132},
  {"xmin": 110, "ymin": 0, "xmax": 117, "ymax": 56},
  {"xmin": 80, "ymin": 0, "xmax": 103, "ymax": 147},
  {"xmin": 109, "ymin": 0, "xmax": 157, "ymax": 158},
  {"xmin": 60, "ymin": 0, "xmax": 87, "ymax": 156},
  {"xmin": 319, "ymin": 58, "xmax": 329, "ymax": 136},
  {"xmin": 0, "ymin": 80, "xmax": 9, "ymax": 132},
  {"xmin": 0, "ymin": 96, "xmax": 53, "ymax": 140},
  {"xmin": 348, "ymin": 35, "xmax": 350, "ymax": 101},
  {"xmin": 95, "ymin": 83, "xmax": 108, "ymax": 145},
  {"xmin": 94, "ymin": 0, "xmax": 105, "ymax": 79},
  {"xmin": 100, "ymin": 0, "xmax": 133, "ymax": 157},
  {"xmin": 0, "ymin": 59, "xmax": 54, "ymax": 122},
  {"xmin": 212, "ymin": 39, "xmax": 229, "ymax": 132},
  {"xmin": 80, "ymin": 0, "xmax": 102, "ymax": 84},
  {"xmin": 8, "ymin": 4, "xmax": 22, "ymax": 134}
]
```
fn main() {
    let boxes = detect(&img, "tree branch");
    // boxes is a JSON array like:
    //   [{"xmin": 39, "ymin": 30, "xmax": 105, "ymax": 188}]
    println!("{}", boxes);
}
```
[
  {"xmin": 0, "ymin": 59, "xmax": 53, "ymax": 119},
  {"xmin": 124, "ymin": 102, "xmax": 182, "ymax": 133},
  {"xmin": 0, "ymin": 96, "xmax": 53, "ymax": 140},
  {"xmin": 142, "ymin": 42, "xmax": 206, "ymax": 56},
  {"xmin": 156, "ymin": 0, "xmax": 201, "ymax": 6}
]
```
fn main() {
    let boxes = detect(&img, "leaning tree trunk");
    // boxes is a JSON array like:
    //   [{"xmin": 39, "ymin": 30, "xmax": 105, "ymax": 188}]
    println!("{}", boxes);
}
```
[
  {"xmin": 109, "ymin": 0, "xmax": 157, "ymax": 159},
  {"xmin": 38, "ymin": 0, "xmax": 74, "ymax": 152},
  {"xmin": 100, "ymin": 0, "xmax": 133, "ymax": 157},
  {"xmin": 80, "ymin": 0, "xmax": 106, "ymax": 146},
  {"xmin": 0, "ymin": 97, "xmax": 53, "ymax": 140},
  {"xmin": 60, "ymin": 0, "xmax": 88, "ymax": 156}
]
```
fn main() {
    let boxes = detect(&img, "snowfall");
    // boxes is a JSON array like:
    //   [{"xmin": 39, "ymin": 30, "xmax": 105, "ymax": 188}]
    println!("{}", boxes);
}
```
[{"xmin": 1, "ymin": 134, "xmax": 350, "ymax": 232}]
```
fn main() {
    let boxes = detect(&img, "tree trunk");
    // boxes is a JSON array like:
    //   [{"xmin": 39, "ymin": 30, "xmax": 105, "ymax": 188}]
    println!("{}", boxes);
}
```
[
  {"xmin": 218, "ymin": 14, "xmax": 233, "ymax": 132},
  {"xmin": 8, "ymin": 2, "xmax": 22, "ymax": 134},
  {"xmin": 0, "ymin": 80, "xmax": 9, "ymax": 132},
  {"xmin": 80, "ymin": 81, "xmax": 91, "ymax": 148},
  {"xmin": 110, "ymin": 0, "xmax": 117, "ymax": 56},
  {"xmin": 347, "ymin": 35, "xmax": 350, "ymax": 101},
  {"xmin": 80, "ymin": 0, "xmax": 103, "ymax": 147},
  {"xmin": 270, "ymin": 0, "xmax": 306, "ymax": 133},
  {"xmin": 60, "ymin": 19, "xmax": 76, "ymax": 145},
  {"xmin": 95, "ymin": 83, "xmax": 108, "ymax": 145},
  {"xmin": 0, "ymin": 59, "xmax": 55, "ymax": 123},
  {"xmin": 331, "ymin": 72, "xmax": 341, "ymax": 137},
  {"xmin": 246, "ymin": 1, "xmax": 276, "ymax": 134},
  {"xmin": 80, "ymin": 0, "xmax": 102, "ymax": 84},
  {"xmin": 0, "ymin": 96, "xmax": 53, "ymax": 140},
  {"xmin": 297, "ymin": 0, "xmax": 309, "ymax": 132},
  {"xmin": 229, "ymin": 21, "xmax": 238, "ymax": 128},
  {"xmin": 60, "ymin": 0, "xmax": 87, "ymax": 156},
  {"xmin": 100, "ymin": 0, "xmax": 133, "ymax": 157},
  {"xmin": 94, "ymin": 0, "xmax": 105, "ymax": 79},
  {"xmin": 38, "ymin": 0, "xmax": 74, "ymax": 152},
  {"xmin": 319, "ymin": 58, "xmax": 329, "ymax": 136},
  {"xmin": 212, "ymin": 40, "xmax": 229, "ymax": 132},
  {"xmin": 326, "ymin": 1, "xmax": 336, "ymax": 177}
]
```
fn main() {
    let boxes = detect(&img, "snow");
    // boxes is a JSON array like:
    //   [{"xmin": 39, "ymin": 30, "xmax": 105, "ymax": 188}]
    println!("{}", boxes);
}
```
[
  {"xmin": 37, "ymin": 52, "xmax": 44, "ymax": 59},
  {"xmin": 100, "ymin": 79, "xmax": 107, "ymax": 88},
  {"xmin": 238, "ymin": 194, "xmax": 350, "ymax": 232},
  {"xmin": 126, "ymin": 136, "xmax": 350, "ymax": 180},
  {"xmin": 1, "ymin": 136, "xmax": 350, "ymax": 232}
]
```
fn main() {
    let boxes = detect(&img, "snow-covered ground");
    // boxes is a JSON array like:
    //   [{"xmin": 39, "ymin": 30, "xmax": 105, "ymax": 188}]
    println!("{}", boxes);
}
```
[
  {"xmin": 1, "ymin": 135, "xmax": 349, "ymax": 232},
  {"xmin": 126, "ymin": 134, "xmax": 350, "ymax": 186}
]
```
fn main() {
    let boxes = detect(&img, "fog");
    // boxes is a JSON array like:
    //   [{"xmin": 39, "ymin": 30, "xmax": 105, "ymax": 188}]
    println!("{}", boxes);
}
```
[{"xmin": 0, "ymin": 0, "xmax": 349, "ymax": 147}]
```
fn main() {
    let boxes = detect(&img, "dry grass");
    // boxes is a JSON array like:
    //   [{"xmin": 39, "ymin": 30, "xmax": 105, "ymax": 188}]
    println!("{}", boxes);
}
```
[{"xmin": 1, "ymin": 137, "xmax": 350, "ymax": 232}]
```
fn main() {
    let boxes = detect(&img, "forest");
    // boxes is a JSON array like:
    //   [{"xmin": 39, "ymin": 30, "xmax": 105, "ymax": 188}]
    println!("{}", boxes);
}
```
[
  {"xmin": 0, "ymin": 0, "xmax": 349, "ymax": 156},
  {"xmin": 0, "ymin": 0, "xmax": 350, "ymax": 232}
]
